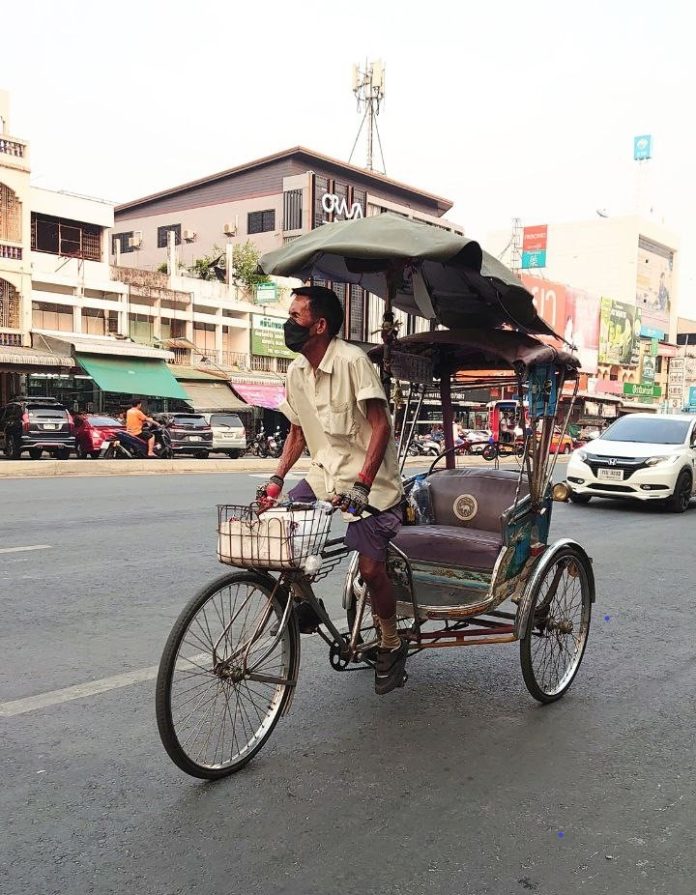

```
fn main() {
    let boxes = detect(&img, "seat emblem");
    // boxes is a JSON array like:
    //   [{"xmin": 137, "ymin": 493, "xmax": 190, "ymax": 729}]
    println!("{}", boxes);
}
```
[{"xmin": 453, "ymin": 494, "xmax": 478, "ymax": 522}]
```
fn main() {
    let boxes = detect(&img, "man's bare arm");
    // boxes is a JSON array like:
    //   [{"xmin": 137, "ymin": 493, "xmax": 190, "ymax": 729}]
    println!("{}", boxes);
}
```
[
  {"xmin": 359, "ymin": 399, "xmax": 392, "ymax": 486},
  {"xmin": 275, "ymin": 424, "xmax": 306, "ymax": 479}
]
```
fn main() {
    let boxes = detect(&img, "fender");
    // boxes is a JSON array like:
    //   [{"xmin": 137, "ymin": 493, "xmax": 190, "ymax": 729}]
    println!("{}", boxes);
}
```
[
  {"xmin": 341, "ymin": 550, "xmax": 361, "ymax": 610},
  {"xmin": 515, "ymin": 538, "xmax": 595, "ymax": 640}
]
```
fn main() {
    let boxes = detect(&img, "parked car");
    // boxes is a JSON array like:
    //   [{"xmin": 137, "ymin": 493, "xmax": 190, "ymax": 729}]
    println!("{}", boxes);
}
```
[
  {"xmin": 0, "ymin": 396, "xmax": 76, "ymax": 460},
  {"xmin": 566, "ymin": 413, "xmax": 696, "ymax": 512},
  {"xmin": 202, "ymin": 412, "xmax": 247, "ymax": 458},
  {"xmin": 154, "ymin": 412, "xmax": 213, "ymax": 457},
  {"xmin": 550, "ymin": 427, "xmax": 574, "ymax": 454},
  {"xmin": 74, "ymin": 413, "xmax": 125, "ymax": 459}
]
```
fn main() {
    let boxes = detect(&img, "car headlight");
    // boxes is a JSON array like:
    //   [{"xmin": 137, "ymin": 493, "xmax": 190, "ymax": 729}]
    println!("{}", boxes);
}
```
[
  {"xmin": 644, "ymin": 455, "xmax": 679, "ymax": 467},
  {"xmin": 577, "ymin": 450, "xmax": 588, "ymax": 462}
]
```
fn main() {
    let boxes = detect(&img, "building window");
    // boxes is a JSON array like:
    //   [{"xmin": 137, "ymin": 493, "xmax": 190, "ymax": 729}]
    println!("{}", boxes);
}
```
[
  {"xmin": 247, "ymin": 210, "xmax": 275, "ymax": 235},
  {"xmin": 0, "ymin": 182, "xmax": 22, "ymax": 242},
  {"xmin": 31, "ymin": 213, "xmax": 102, "ymax": 261},
  {"xmin": 112, "ymin": 232, "xmax": 134, "ymax": 255},
  {"xmin": 157, "ymin": 224, "xmax": 181, "ymax": 248},
  {"xmin": 0, "ymin": 278, "xmax": 20, "ymax": 329},
  {"xmin": 129, "ymin": 314, "xmax": 155, "ymax": 345},
  {"xmin": 82, "ymin": 307, "xmax": 107, "ymax": 336},
  {"xmin": 283, "ymin": 190, "xmax": 303, "ymax": 231},
  {"xmin": 655, "ymin": 356, "xmax": 663, "ymax": 374},
  {"xmin": 32, "ymin": 302, "xmax": 74, "ymax": 332},
  {"xmin": 193, "ymin": 322, "xmax": 216, "ymax": 353},
  {"xmin": 348, "ymin": 285, "xmax": 365, "ymax": 342}
]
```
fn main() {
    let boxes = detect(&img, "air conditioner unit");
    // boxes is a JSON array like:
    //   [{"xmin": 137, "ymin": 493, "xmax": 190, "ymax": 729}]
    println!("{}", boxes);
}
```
[
  {"xmin": 183, "ymin": 229, "xmax": 196, "ymax": 242},
  {"xmin": 223, "ymin": 222, "xmax": 237, "ymax": 236},
  {"xmin": 128, "ymin": 232, "xmax": 142, "ymax": 249}
]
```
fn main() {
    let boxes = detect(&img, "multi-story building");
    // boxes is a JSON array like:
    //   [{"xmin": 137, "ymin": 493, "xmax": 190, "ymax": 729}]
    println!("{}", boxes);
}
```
[{"xmin": 113, "ymin": 146, "xmax": 464, "ymax": 345}]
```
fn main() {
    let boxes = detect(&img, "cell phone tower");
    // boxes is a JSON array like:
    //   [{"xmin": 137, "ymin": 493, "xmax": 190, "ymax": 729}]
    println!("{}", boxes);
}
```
[{"xmin": 348, "ymin": 60, "xmax": 386, "ymax": 174}]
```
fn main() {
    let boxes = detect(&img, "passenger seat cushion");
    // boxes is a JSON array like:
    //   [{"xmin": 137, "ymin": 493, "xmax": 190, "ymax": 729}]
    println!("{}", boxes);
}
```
[
  {"xmin": 392, "ymin": 525, "xmax": 503, "ymax": 572},
  {"xmin": 428, "ymin": 468, "xmax": 528, "ymax": 531}
]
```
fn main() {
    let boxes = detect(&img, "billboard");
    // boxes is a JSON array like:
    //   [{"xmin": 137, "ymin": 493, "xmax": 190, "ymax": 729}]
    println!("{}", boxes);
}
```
[
  {"xmin": 599, "ymin": 298, "xmax": 642, "ymax": 365},
  {"xmin": 565, "ymin": 288, "xmax": 600, "ymax": 375},
  {"xmin": 633, "ymin": 135, "xmax": 652, "ymax": 161},
  {"xmin": 521, "ymin": 225, "xmax": 547, "ymax": 269},
  {"xmin": 250, "ymin": 314, "xmax": 296, "ymax": 359},
  {"xmin": 636, "ymin": 236, "xmax": 673, "ymax": 334},
  {"xmin": 521, "ymin": 275, "xmax": 566, "ymax": 334}
]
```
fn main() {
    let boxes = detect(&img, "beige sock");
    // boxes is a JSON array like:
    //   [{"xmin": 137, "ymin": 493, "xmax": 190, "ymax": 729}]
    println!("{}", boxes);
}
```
[{"xmin": 378, "ymin": 615, "xmax": 401, "ymax": 650}]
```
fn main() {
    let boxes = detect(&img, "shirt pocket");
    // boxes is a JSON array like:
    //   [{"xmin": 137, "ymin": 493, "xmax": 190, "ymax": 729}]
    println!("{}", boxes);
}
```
[{"xmin": 317, "ymin": 401, "xmax": 356, "ymax": 438}]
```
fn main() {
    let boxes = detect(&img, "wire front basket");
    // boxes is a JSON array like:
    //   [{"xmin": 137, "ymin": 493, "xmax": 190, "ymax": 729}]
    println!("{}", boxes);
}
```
[{"xmin": 217, "ymin": 502, "xmax": 334, "ymax": 572}]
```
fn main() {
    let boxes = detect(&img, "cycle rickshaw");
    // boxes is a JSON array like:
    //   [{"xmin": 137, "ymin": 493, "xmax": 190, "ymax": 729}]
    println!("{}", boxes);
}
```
[{"xmin": 155, "ymin": 214, "xmax": 595, "ymax": 780}]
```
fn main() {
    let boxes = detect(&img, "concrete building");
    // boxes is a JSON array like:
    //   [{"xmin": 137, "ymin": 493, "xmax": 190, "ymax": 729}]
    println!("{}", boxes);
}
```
[{"xmin": 113, "ymin": 146, "xmax": 464, "ymax": 345}]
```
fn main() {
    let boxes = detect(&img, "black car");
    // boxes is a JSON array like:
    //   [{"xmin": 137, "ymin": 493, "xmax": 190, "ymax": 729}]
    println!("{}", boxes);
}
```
[
  {"xmin": 0, "ymin": 397, "xmax": 76, "ymax": 460},
  {"xmin": 154, "ymin": 412, "xmax": 213, "ymax": 458}
]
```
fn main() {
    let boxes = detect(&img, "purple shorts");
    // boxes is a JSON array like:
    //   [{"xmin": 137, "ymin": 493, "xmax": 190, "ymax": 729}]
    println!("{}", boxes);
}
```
[{"xmin": 287, "ymin": 479, "xmax": 403, "ymax": 563}]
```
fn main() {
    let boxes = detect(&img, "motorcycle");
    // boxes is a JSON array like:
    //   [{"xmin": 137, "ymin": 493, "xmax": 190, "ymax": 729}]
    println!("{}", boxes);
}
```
[
  {"xmin": 247, "ymin": 426, "xmax": 270, "ymax": 458},
  {"xmin": 102, "ymin": 424, "xmax": 173, "ymax": 459},
  {"xmin": 268, "ymin": 425, "xmax": 285, "ymax": 459}
]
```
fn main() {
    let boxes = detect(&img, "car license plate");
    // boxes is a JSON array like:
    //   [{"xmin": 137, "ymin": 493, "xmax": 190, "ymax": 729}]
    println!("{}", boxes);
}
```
[
  {"xmin": 598, "ymin": 468, "xmax": 624, "ymax": 481},
  {"xmin": 189, "ymin": 436, "xmax": 202, "ymax": 442},
  {"xmin": 43, "ymin": 423, "xmax": 58, "ymax": 430}
]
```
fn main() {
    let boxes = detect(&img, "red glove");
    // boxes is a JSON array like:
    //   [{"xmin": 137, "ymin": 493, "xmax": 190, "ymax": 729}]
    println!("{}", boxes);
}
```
[{"xmin": 257, "ymin": 475, "xmax": 283, "ymax": 511}]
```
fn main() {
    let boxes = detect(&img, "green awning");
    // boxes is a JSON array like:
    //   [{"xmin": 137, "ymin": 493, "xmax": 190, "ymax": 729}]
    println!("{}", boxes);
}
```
[{"xmin": 76, "ymin": 353, "xmax": 190, "ymax": 400}]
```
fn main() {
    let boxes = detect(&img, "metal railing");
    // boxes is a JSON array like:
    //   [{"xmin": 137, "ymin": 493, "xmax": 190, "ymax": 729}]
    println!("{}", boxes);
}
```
[
  {"xmin": 0, "ymin": 243, "xmax": 22, "ymax": 260},
  {"xmin": 168, "ymin": 347, "xmax": 288, "ymax": 375},
  {"xmin": 0, "ymin": 138, "xmax": 26, "ymax": 158}
]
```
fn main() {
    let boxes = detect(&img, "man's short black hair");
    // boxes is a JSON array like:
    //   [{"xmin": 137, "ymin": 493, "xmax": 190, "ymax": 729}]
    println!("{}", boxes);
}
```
[
  {"xmin": 131, "ymin": 398, "xmax": 143, "ymax": 407},
  {"xmin": 292, "ymin": 285, "xmax": 344, "ymax": 338}
]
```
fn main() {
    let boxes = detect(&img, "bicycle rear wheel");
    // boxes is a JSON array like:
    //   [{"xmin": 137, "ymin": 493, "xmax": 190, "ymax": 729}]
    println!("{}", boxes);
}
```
[{"xmin": 156, "ymin": 571, "xmax": 299, "ymax": 779}]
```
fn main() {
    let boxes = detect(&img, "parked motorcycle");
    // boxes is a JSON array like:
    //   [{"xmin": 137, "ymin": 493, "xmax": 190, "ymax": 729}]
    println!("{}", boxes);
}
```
[
  {"xmin": 247, "ymin": 426, "xmax": 270, "ymax": 458},
  {"xmin": 268, "ymin": 425, "xmax": 285, "ymax": 459},
  {"xmin": 102, "ymin": 424, "xmax": 173, "ymax": 459}
]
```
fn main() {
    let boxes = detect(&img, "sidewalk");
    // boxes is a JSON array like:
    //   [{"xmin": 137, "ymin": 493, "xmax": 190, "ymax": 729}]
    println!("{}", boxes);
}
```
[{"xmin": 0, "ymin": 453, "xmax": 554, "ymax": 479}]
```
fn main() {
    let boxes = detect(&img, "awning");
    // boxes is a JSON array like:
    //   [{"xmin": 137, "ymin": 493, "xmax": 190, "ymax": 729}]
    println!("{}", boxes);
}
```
[
  {"xmin": 179, "ymin": 380, "xmax": 249, "ymax": 412},
  {"xmin": 76, "ymin": 354, "xmax": 190, "ymax": 400},
  {"xmin": 0, "ymin": 345, "xmax": 74, "ymax": 368},
  {"xmin": 232, "ymin": 382, "xmax": 286, "ymax": 410},
  {"xmin": 36, "ymin": 333, "xmax": 174, "ymax": 361}
]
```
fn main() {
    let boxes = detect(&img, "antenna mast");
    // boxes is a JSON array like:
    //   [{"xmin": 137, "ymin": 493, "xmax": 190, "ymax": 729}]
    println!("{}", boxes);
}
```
[{"xmin": 348, "ymin": 59, "xmax": 386, "ymax": 173}]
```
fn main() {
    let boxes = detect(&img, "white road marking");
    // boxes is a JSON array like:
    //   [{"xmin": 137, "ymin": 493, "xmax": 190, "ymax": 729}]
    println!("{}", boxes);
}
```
[
  {"xmin": 0, "ymin": 615, "xmax": 348, "ymax": 718},
  {"xmin": 248, "ymin": 473, "xmax": 303, "ymax": 480},
  {"xmin": 0, "ymin": 544, "xmax": 52, "ymax": 555}
]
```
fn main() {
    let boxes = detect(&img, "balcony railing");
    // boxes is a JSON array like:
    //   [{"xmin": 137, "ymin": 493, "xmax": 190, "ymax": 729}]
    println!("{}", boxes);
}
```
[
  {"xmin": 0, "ymin": 137, "xmax": 26, "ymax": 158},
  {"xmin": 0, "ymin": 243, "xmax": 23, "ymax": 260},
  {"xmin": 169, "ymin": 347, "xmax": 289, "ymax": 375},
  {"xmin": 0, "ymin": 332, "xmax": 22, "ymax": 346}
]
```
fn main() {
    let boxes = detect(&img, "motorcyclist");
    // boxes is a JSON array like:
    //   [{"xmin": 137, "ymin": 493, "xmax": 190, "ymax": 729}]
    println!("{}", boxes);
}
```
[{"xmin": 125, "ymin": 398, "xmax": 157, "ymax": 457}]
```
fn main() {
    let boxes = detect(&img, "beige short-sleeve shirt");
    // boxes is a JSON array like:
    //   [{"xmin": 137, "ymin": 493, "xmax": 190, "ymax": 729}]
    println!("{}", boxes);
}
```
[{"xmin": 278, "ymin": 338, "xmax": 403, "ymax": 514}]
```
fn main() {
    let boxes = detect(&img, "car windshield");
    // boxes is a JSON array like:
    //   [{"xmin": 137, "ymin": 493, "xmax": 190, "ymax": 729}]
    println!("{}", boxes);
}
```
[
  {"xmin": 172, "ymin": 415, "xmax": 208, "ymax": 428},
  {"xmin": 210, "ymin": 414, "xmax": 242, "ymax": 428},
  {"xmin": 599, "ymin": 417, "xmax": 690, "ymax": 445},
  {"xmin": 87, "ymin": 416, "xmax": 122, "ymax": 426}
]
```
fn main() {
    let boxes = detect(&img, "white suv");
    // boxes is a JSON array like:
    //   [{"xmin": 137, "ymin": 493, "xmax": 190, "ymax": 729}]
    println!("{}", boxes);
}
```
[{"xmin": 566, "ymin": 413, "xmax": 696, "ymax": 513}]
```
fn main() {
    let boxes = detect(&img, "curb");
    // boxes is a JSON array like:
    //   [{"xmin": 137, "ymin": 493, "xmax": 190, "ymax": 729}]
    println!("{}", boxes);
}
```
[{"xmin": 0, "ymin": 453, "xmax": 566, "ymax": 480}]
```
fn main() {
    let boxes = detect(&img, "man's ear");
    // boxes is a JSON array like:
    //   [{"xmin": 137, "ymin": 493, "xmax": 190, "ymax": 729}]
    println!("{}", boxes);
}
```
[{"xmin": 315, "ymin": 317, "xmax": 328, "ymax": 335}]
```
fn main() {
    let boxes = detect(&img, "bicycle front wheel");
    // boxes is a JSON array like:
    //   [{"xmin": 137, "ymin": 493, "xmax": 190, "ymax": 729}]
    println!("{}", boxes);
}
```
[{"xmin": 156, "ymin": 571, "xmax": 299, "ymax": 779}]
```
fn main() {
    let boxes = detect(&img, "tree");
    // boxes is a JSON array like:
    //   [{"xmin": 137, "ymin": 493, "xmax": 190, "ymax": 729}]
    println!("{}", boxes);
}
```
[{"xmin": 186, "ymin": 241, "xmax": 270, "ymax": 292}]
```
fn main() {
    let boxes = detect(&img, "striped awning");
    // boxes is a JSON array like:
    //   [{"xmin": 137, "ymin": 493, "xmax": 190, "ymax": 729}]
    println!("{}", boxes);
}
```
[{"xmin": 0, "ymin": 345, "xmax": 74, "ymax": 368}]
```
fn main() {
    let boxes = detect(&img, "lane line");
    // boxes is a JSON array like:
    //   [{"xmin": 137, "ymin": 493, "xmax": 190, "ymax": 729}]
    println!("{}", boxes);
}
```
[
  {"xmin": 0, "ymin": 544, "xmax": 52, "ymax": 555},
  {"xmin": 0, "ymin": 615, "xmax": 348, "ymax": 718}
]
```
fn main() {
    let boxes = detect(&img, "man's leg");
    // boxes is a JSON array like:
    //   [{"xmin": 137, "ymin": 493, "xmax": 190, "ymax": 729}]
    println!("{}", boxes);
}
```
[
  {"xmin": 358, "ymin": 555, "xmax": 400, "ymax": 650},
  {"xmin": 147, "ymin": 434, "xmax": 156, "ymax": 457}
]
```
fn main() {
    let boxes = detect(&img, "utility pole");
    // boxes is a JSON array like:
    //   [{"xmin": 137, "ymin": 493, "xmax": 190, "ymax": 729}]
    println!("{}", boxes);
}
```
[{"xmin": 349, "ymin": 60, "xmax": 386, "ymax": 173}]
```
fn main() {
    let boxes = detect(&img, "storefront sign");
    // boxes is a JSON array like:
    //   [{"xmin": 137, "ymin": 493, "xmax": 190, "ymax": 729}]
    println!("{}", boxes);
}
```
[
  {"xmin": 689, "ymin": 385, "xmax": 696, "ymax": 411},
  {"xmin": 623, "ymin": 382, "xmax": 661, "ymax": 398},
  {"xmin": 640, "ymin": 324, "xmax": 665, "ymax": 340},
  {"xmin": 650, "ymin": 338, "xmax": 659, "ymax": 357},
  {"xmin": 321, "ymin": 193, "xmax": 364, "ymax": 220},
  {"xmin": 250, "ymin": 315, "xmax": 296, "ymax": 359},
  {"xmin": 599, "ymin": 298, "xmax": 641, "ymax": 365},
  {"xmin": 255, "ymin": 282, "xmax": 278, "ymax": 304}
]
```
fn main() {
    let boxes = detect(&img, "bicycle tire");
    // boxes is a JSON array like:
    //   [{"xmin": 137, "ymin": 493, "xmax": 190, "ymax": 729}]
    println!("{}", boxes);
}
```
[{"xmin": 156, "ymin": 570, "xmax": 299, "ymax": 780}]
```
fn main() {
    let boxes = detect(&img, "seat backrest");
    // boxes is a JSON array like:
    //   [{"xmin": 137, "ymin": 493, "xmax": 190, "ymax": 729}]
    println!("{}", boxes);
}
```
[{"xmin": 428, "ymin": 468, "xmax": 528, "ymax": 532}]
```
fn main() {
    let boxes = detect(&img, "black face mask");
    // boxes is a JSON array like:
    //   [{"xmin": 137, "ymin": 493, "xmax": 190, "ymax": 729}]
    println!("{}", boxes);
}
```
[{"xmin": 283, "ymin": 318, "xmax": 314, "ymax": 352}]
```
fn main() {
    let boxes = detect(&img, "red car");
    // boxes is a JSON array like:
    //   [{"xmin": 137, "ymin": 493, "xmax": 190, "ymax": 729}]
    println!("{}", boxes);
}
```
[{"xmin": 74, "ymin": 413, "xmax": 125, "ymax": 459}]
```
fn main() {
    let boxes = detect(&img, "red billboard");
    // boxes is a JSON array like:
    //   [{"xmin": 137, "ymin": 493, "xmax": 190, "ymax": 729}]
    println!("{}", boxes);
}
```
[{"xmin": 522, "ymin": 225, "xmax": 548, "ymax": 252}]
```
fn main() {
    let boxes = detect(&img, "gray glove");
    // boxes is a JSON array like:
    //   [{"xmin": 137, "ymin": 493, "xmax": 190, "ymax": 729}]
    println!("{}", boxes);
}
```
[{"xmin": 339, "ymin": 481, "xmax": 370, "ymax": 515}]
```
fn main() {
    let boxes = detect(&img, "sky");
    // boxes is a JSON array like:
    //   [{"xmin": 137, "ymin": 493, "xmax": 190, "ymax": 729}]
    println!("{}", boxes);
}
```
[{"xmin": 3, "ymin": 0, "xmax": 695, "ymax": 308}]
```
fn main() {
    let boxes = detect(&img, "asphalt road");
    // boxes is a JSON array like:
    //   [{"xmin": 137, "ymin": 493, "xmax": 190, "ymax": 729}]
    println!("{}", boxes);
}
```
[{"xmin": 1, "ymin": 471, "xmax": 695, "ymax": 895}]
